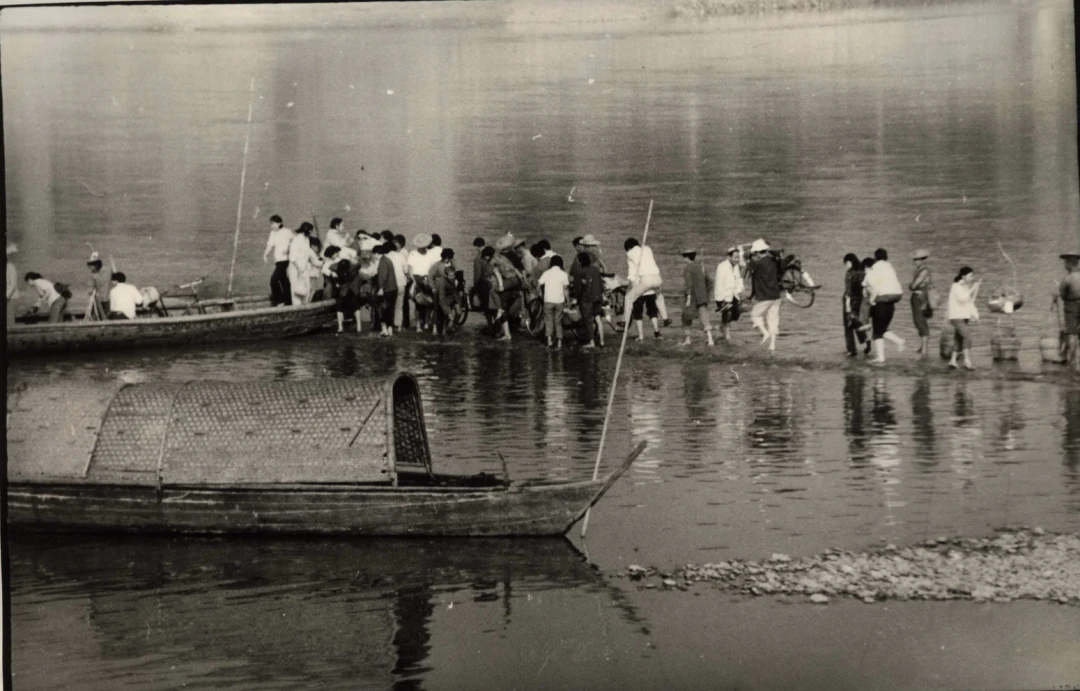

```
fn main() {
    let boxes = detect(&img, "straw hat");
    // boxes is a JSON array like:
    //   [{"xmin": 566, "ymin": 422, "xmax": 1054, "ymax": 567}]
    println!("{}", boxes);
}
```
[
  {"xmin": 494, "ymin": 234, "xmax": 516, "ymax": 251},
  {"xmin": 580, "ymin": 234, "xmax": 600, "ymax": 247},
  {"xmin": 87, "ymin": 251, "xmax": 102, "ymax": 266},
  {"xmin": 411, "ymin": 233, "xmax": 432, "ymax": 249},
  {"xmin": 6, "ymin": 242, "xmax": 18, "ymax": 256},
  {"xmin": 1060, "ymin": 251, "xmax": 1080, "ymax": 259},
  {"xmin": 749, "ymin": 239, "xmax": 770, "ymax": 253},
  {"xmin": 680, "ymin": 248, "xmax": 698, "ymax": 257},
  {"xmin": 912, "ymin": 248, "xmax": 930, "ymax": 260}
]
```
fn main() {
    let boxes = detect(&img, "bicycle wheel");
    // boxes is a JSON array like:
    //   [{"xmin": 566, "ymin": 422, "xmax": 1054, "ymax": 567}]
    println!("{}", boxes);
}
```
[{"xmin": 782, "ymin": 269, "xmax": 815, "ymax": 308}]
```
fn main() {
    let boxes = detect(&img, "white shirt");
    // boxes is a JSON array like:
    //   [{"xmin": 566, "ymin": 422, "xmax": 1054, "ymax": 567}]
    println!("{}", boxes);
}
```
[
  {"xmin": 864, "ymin": 260, "xmax": 903, "ymax": 299},
  {"xmin": 288, "ymin": 233, "xmax": 310, "ymax": 267},
  {"xmin": 325, "ymin": 228, "xmax": 352, "ymax": 251},
  {"xmin": 265, "ymin": 227, "xmax": 293, "ymax": 262},
  {"xmin": 538, "ymin": 266, "xmax": 570, "ymax": 304},
  {"xmin": 714, "ymin": 260, "xmax": 744, "ymax": 302},
  {"xmin": 339, "ymin": 247, "xmax": 358, "ymax": 263},
  {"xmin": 626, "ymin": 245, "xmax": 661, "ymax": 284},
  {"xmin": 947, "ymin": 281, "xmax": 979, "ymax": 321},
  {"xmin": 30, "ymin": 278, "xmax": 61, "ymax": 307},
  {"xmin": 407, "ymin": 249, "xmax": 435, "ymax": 279},
  {"xmin": 388, "ymin": 250, "xmax": 408, "ymax": 289},
  {"xmin": 108, "ymin": 282, "xmax": 144, "ymax": 319}
]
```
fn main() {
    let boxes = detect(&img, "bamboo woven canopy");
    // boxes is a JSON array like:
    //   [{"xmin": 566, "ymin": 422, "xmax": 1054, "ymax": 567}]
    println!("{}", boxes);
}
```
[{"xmin": 7, "ymin": 373, "xmax": 432, "ymax": 486}]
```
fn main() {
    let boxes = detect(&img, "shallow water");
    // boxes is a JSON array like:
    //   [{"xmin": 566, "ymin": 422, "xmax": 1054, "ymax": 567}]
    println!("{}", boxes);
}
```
[{"xmin": 4, "ymin": 1, "xmax": 1080, "ymax": 688}]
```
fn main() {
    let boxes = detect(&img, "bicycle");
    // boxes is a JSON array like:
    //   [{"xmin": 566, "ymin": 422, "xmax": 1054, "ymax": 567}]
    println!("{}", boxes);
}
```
[{"xmin": 774, "ymin": 252, "xmax": 818, "ymax": 309}]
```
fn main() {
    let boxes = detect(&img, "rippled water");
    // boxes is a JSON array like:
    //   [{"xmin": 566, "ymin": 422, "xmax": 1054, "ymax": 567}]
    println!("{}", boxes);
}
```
[{"xmin": 5, "ymin": 1, "xmax": 1080, "ymax": 688}]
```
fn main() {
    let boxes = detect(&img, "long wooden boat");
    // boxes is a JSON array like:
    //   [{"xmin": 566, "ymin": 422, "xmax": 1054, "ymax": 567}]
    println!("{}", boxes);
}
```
[
  {"xmin": 6, "ymin": 373, "xmax": 643, "ymax": 536},
  {"xmin": 6, "ymin": 296, "xmax": 336, "ymax": 355}
]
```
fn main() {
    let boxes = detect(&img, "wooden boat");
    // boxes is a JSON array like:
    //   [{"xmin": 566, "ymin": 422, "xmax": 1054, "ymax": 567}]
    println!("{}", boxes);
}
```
[
  {"xmin": 6, "ymin": 373, "xmax": 643, "ymax": 536},
  {"xmin": 6, "ymin": 296, "xmax": 336, "ymax": 355}
]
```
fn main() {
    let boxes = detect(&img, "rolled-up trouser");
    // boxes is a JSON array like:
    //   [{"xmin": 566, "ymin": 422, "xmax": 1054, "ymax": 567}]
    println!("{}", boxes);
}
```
[
  {"xmin": 751, "ymin": 299, "xmax": 780, "ymax": 336},
  {"xmin": 543, "ymin": 302, "xmax": 564, "ymax": 340},
  {"xmin": 624, "ymin": 275, "xmax": 663, "ymax": 318},
  {"xmin": 870, "ymin": 301, "xmax": 896, "ymax": 339},
  {"xmin": 579, "ymin": 300, "xmax": 600, "ymax": 343},
  {"xmin": 270, "ymin": 261, "xmax": 291, "ymax": 306}
]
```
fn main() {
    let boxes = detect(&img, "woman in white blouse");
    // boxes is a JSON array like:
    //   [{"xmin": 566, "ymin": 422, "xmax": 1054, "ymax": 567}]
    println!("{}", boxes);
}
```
[{"xmin": 946, "ymin": 266, "xmax": 981, "ymax": 370}]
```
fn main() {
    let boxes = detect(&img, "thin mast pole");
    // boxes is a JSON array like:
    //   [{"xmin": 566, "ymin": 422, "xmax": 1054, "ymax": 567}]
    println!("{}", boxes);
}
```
[
  {"xmin": 580, "ymin": 199, "xmax": 653, "ymax": 539},
  {"xmin": 227, "ymin": 77, "xmax": 256, "ymax": 298}
]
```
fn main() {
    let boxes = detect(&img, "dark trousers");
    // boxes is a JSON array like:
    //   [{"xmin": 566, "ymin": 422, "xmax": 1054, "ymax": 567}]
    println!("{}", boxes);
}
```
[
  {"xmin": 579, "ymin": 299, "xmax": 601, "ymax": 343},
  {"xmin": 844, "ymin": 300, "xmax": 869, "ymax": 354},
  {"xmin": 270, "ymin": 261, "xmax": 291, "ymax": 306},
  {"xmin": 375, "ymin": 291, "xmax": 396, "ymax": 330}
]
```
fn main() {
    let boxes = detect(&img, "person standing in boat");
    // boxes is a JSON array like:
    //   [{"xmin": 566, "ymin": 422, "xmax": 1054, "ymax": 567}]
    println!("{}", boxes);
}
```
[
  {"xmin": 909, "ymin": 248, "xmax": 935, "ymax": 357},
  {"xmin": 305, "ymin": 235, "xmax": 324, "ymax": 303},
  {"xmin": 714, "ymin": 246, "xmax": 745, "ymax": 342},
  {"xmin": 325, "ymin": 218, "xmax": 350, "ymax": 253},
  {"xmin": 287, "ymin": 222, "xmax": 315, "ymax": 306},
  {"xmin": 86, "ymin": 252, "xmax": 113, "ymax": 319},
  {"xmin": 263, "ymin": 215, "xmax": 293, "ymax": 306},
  {"xmin": 1057, "ymin": 251, "xmax": 1080, "ymax": 370},
  {"xmin": 7, "ymin": 242, "xmax": 19, "ymax": 327},
  {"xmin": 107, "ymin": 272, "xmax": 145, "ymax": 320},
  {"xmin": 863, "ymin": 247, "xmax": 906, "ymax": 363},
  {"xmin": 23, "ymin": 272, "xmax": 68, "ymax": 323}
]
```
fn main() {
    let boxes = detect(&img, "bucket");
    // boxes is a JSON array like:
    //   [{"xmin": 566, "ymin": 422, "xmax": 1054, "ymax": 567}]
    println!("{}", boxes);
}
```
[{"xmin": 1040, "ymin": 335, "xmax": 1065, "ymax": 363}]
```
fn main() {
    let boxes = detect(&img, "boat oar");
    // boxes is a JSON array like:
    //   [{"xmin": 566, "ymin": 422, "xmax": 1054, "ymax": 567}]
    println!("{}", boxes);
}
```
[
  {"xmin": 580, "ymin": 199, "xmax": 653, "ymax": 539},
  {"xmin": 227, "ymin": 77, "xmax": 256, "ymax": 299}
]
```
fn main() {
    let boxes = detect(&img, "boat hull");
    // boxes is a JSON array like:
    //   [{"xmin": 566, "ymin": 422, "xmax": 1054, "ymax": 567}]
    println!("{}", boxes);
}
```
[
  {"xmin": 6, "ymin": 299, "xmax": 336, "ymax": 354},
  {"xmin": 6, "ymin": 479, "xmax": 612, "ymax": 537}
]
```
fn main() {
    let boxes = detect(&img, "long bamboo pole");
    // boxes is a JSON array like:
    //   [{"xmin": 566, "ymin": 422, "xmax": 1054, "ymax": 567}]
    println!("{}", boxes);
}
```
[
  {"xmin": 227, "ymin": 77, "xmax": 256, "ymax": 298},
  {"xmin": 580, "ymin": 199, "xmax": 653, "ymax": 539}
]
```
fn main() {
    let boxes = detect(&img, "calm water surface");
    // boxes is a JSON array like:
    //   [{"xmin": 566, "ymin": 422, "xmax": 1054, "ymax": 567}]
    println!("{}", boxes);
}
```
[{"xmin": 5, "ymin": 1, "xmax": 1080, "ymax": 689}]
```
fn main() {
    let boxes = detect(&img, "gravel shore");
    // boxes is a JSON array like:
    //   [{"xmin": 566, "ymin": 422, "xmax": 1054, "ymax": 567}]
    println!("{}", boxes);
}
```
[{"xmin": 620, "ymin": 528, "xmax": 1080, "ymax": 605}]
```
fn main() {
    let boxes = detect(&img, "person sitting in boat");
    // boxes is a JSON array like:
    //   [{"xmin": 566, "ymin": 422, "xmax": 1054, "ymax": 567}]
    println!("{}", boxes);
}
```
[
  {"xmin": 107, "ymin": 272, "xmax": 144, "ymax": 320},
  {"xmin": 23, "ymin": 272, "xmax": 69, "ymax": 323},
  {"xmin": 86, "ymin": 252, "xmax": 112, "ymax": 318}
]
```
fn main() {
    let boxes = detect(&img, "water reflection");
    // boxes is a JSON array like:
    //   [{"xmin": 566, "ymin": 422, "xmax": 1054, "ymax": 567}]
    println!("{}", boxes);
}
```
[
  {"xmin": 910, "ymin": 377, "xmax": 937, "ymax": 466},
  {"xmin": 843, "ymin": 372, "xmax": 868, "ymax": 465},
  {"xmin": 8, "ymin": 535, "xmax": 644, "ymax": 690}
]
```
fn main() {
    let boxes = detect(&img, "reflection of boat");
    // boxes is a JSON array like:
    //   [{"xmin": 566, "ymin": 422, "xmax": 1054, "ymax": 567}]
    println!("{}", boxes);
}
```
[
  {"xmin": 7, "ymin": 373, "xmax": 642, "ymax": 536},
  {"xmin": 6, "ymin": 297, "xmax": 336, "ymax": 355},
  {"xmin": 7, "ymin": 534, "xmax": 644, "ymax": 687}
]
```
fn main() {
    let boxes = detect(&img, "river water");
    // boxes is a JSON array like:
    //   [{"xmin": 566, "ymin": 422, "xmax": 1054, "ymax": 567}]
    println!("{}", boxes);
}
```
[{"xmin": 4, "ymin": 1, "xmax": 1080, "ymax": 689}]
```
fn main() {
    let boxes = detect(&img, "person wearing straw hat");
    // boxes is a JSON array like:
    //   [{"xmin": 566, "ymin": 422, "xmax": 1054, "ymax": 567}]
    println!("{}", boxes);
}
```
[
  {"xmin": 491, "ymin": 234, "xmax": 526, "ymax": 341},
  {"xmin": 1057, "ymin": 251, "xmax": 1080, "ymax": 370},
  {"xmin": 714, "ymin": 246, "xmax": 745, "ymax": 342},
  {"xmin": 680, "ymin": 249, "xmax": 714, "ymax": 347},
  {"xmin": 6, "ymin": 242, "xmax": 19, "ymax": 326},
  {"xmin": 407, "ymin": 233, "xmax": 436, "ymax": 332},
  {"xmin": 745, "ymin": 238, "xmax": 782, "ymax": 350},
  {"xmin": 909, "ymin": 248, "xmax": 935, "ymax": 357}
]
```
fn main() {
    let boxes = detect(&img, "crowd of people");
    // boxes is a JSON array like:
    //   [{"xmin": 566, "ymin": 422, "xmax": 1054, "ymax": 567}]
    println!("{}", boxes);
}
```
[{"xmin": 6, "ymin": 221, "xmax": 1079, "ymax": 373}]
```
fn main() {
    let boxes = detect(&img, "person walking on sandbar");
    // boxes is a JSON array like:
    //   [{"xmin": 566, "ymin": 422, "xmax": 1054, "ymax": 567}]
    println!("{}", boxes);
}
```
[
  {"xmin": 680, "ymin": 249, "xmax": 714, "ymax": 347},
  {"xmin": 263, "ymin": 215, "xmax": 294, "ymax": 306},
  {"xmin": 746, "ymin": 239, "xmax": 782, "ymax": 351},
  {"xmin": 714, "ymin": 246, "xmax": 745, "ymax": 342},
  {"xmin": 863, "ymin": 248, "xmax": 906, "ymax": 363},
  {"xmin": 909, "ymin": 248, "xmax": 935, "ymax": 357}
]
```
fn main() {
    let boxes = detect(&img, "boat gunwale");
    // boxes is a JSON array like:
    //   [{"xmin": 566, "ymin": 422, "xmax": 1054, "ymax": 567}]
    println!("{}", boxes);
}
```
[{"xmin": 7, "ymin": 298, "xmax": 335, "ymax": 332}]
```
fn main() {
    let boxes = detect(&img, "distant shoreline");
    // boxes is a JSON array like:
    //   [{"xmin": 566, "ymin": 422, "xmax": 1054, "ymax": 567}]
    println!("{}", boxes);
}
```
[{"xmin": 663, "ymin": 0, "xmax": 995, "ymax": 17}]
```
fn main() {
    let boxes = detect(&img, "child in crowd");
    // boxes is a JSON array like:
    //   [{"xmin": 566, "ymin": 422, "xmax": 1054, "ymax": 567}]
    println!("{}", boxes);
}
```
[{"xmin": 537, "ymin": 256, "xmax": 570, "ymax": 349}]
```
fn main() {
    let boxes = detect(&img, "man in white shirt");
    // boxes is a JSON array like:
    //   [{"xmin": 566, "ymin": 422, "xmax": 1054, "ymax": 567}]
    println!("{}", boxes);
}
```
[
  {"xmin": 262, "ymin": 214, "xmax": 294, "ymax": 306},
  {"xmin": 623, "ymin": 237, "xmax": 663, "ymax": 324},
  {"xmin": 388, "ymin": 234, "xmax": 409, "ymax": 329},
  {"xmin": 862, "ymin": 247, "xmax": 906, "ymax": 363},
  {"xmin": 714, "ymin": 246, "xmax": 745, "ymax": 341},
  {"xmin": 537, "ymin": 256, "xmax": 570, "ymax": 348},
  {"xmin": 107, "ymin": 272, "xmax": 144, "ymax": 319},
  {"xmin": 407, "ymin": 233, "xmax": 435, "ymax": 331}
]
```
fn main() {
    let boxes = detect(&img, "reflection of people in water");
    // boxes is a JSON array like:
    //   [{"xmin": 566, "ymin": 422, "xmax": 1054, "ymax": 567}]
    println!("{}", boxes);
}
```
[
  {"xmin": 843, "ymin": 373, "xmax": 868, "ymax": 465},
  {"xmin": 993, "ymin": 379, "xmax": 1025, "ymax": 453},
  {"xmin": 948, "ymin": 381, "xmax": 982, "ymax": 486},
  {"xmin": 868, "ymin": 377, "xmax": 900, "ymax": 470},
  {"xmin": 910, "ymin": 377, "xmax": 937, "ymax": 466},
  {"xmin": 1064, "ymin": 388, "xmax": 1080, "ymax": 474}
]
